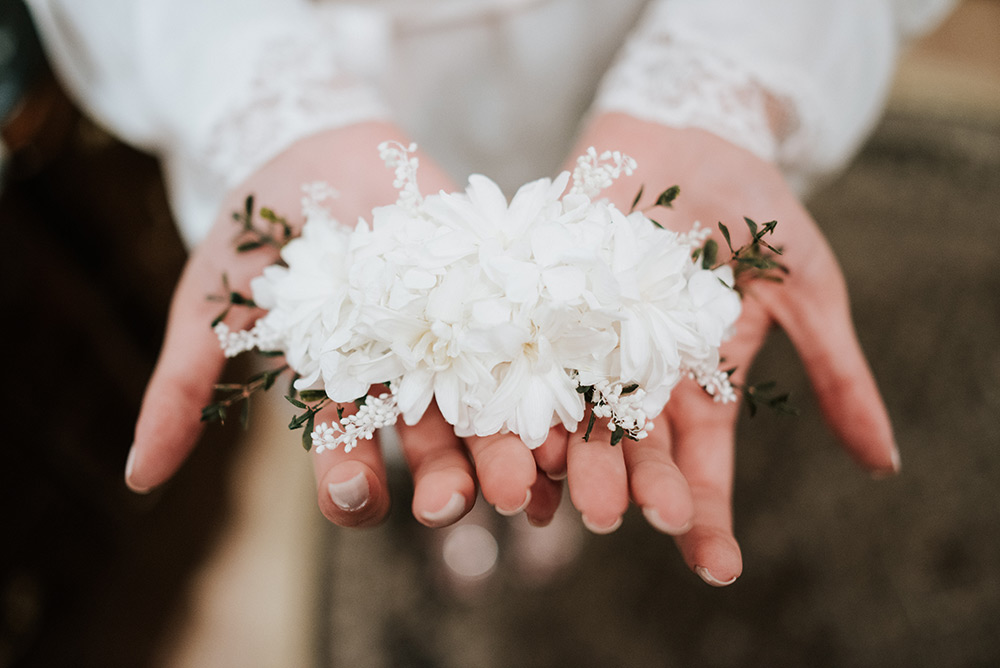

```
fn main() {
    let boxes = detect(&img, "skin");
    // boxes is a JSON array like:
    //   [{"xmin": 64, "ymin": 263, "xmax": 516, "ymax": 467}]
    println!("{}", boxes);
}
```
[{"xmin": 126, "ymin": 114, "xmax": 898, "ymax": 586}]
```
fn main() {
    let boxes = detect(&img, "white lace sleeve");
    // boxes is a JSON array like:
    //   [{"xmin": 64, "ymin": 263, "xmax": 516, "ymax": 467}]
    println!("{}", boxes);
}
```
[
  {"xmin": 25, "ymin": 0, "xmax": 391, "ymax": 245},
  {"xmin": 594, "ymin": 0, "xmax": 957, "ymax": 194}
]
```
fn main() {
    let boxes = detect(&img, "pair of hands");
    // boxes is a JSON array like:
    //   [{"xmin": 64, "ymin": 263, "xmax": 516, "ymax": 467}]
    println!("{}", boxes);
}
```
[{"xmin": 125, "ymin": 114, "xmax": 898, "ymax": 586}]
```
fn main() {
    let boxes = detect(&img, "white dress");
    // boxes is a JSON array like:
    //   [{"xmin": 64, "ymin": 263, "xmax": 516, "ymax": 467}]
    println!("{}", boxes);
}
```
[{"xmin": 25, "ymin": 0, "xmax": 955, "ymax": 246}]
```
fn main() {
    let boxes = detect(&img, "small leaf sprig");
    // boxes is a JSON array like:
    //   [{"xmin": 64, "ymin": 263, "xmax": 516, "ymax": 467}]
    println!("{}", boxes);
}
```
[
  {"xmin": 710, "ymin": 216, "xmax": 789, "ymax": 286},
  {"xmin": 231, "ymin": 194, "xmax": 293, "ymax": 253},
  {"xmin": 630, "ymin": 184, "xmax": 797, "ymax": 420},
  {"xmin": 201, "ymin": 364, "xmax": 289, "ymax": 429},
  {"xmin": 207, "ymin": 273, "xmax": 258, "ymax": 328},
  {"xmin": 202, "ymin": 194, "xmax": 298, "ymax": 431},
  {"xmin": 285, "ymin": 389, "xmax": 332, "ymax": 451}
]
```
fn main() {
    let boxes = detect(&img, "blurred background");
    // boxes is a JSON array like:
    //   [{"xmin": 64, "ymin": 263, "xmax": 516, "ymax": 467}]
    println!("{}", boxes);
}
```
[{"xmin": 1, "ymin": 1, "xmax": 998, "ymax": 666}]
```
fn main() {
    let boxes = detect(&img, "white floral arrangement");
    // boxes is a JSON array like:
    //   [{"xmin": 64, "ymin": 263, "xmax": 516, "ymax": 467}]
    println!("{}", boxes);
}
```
[{"xmin": 204, "ymin": 143, "xmax": 788, "ymax": 453}]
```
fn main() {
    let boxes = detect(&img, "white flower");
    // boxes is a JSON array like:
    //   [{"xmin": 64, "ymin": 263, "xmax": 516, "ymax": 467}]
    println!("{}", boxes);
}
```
[{"xmin": 218, "ymin": 144, "xmax": 744, "ymax": 451}]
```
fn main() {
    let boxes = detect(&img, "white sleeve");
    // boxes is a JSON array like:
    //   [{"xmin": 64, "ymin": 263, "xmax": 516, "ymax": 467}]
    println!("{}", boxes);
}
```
[
  {"xmin": 24, "ymin": 0, "xmax": 391, "ymax": 245},
  {"xmin": 593, "ymin": 0, "xmax": 957, "ymax": 194}
]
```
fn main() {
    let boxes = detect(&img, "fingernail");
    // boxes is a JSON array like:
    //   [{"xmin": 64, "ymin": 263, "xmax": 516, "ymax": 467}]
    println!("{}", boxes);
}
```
[
  {"xmin": 420, "ymin": 491, "xmax": 466, "ymax": 526},
  {"xmin": 526, "ymin": 512, "xmax": 553, "ymax": 528},
  {"xmin": 872, "ymin": 447, "xmax": 902, "ymax": 480},
  {"xmin": 328, "ymin": 473, "xmax": 370, "ymax": 512},
  {"xmin": 696, "ymin": 566, "xmax": 737, "ymax": 587},
  {"xmin": 545, "ymin": 468, "xmax": 567, "ymax": 481},
  {"xmin": 642, "ymin": 507, "xmax": 691, "ymax": 535},
  {"xmin": 582, "ymin": 514, "xmax": 622, "ymax": 535},
  {"xmin": 124, "ymin": 445, "xmax": 151, "ymax": 494},
  {"xmin": 496, "ymin": 489, "xmax": 532, "ymax": 516}
]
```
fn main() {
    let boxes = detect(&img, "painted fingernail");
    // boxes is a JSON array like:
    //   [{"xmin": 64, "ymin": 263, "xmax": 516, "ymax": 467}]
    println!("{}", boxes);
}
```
[
  {"xmin": 696, "ymin": 566, "xmax": 738, "ymax": 587},
  {"xmin": 124, "ymin": 445, "xmax": 151, "ymax": 494},
  {"xmin": 328, "ymin": 473, "xmax": 370, "ymax": 512},
  {"xmin": 420, "ymin": 491, "xmax": 467, "ymax": 526},
  {"xmin": 496, "ymin": 489, "xmax": 532, "ymax": 516},
  {"xmin": 642, "ymin": 507, "xmax": 691, "ymax": 536},
  {"xmin": 582, "ymin": 514, "xmax": 622, "ymax": 535}
]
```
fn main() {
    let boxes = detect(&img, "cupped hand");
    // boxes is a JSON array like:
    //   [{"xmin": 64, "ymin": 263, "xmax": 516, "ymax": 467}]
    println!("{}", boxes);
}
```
[
  {"xmin": 125, "ymin": 121, "xmax": 546, "ymax": 529},
  {"xmin": 534, "ymin": 113, "xmax": 898, "ymax": 585}
]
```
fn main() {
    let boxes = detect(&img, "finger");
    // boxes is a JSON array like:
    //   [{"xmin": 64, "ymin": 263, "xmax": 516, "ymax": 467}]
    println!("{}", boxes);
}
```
[
  {"xmin": 623, "ymin": 415, "xmax": 694, "ymax": 535},
  {"xmin": 665, "ymin": 387, "xmax": 744, "ymax": 586},
  {"xmin": 762, "ymin": 238, "xmax": 899, "ymax": 474},
  {"xmin": 463, "ymin": 432, "xmax": 537, "ymax": 516},
  {"xmin": 531, "ymin": 425, "xmax": 570, "ymax": 480},
  {"xmin": 312, "ymin": 403, "xmax": 392, "ymax": 527},
  {"xmin": 127, "ymin": 234, "xmax": 277, "ymax": 492},
  {"xmin": 566, "ymin": 414, "xmax": 629, "ymax": 534},
  {"xmin": 664, "ymin": 301, "xmax": 770, "ymax": 585},
  {"xmin": 524, "ymin": 473, "xmax": 564, "ymax": 528},
  {"xmin": 395, "ymin": 403, "xmax": 476, "ymax": 528}
]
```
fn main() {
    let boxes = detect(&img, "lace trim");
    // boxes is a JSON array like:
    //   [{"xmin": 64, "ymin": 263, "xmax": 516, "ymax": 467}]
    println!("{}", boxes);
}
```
[
  {"xmin": 194, "ymin": 15, "xmax": 390, "ymax": 191},
  {"xmin": 594, "ymin": 32, "xmax": 810, "ymax": 167}
]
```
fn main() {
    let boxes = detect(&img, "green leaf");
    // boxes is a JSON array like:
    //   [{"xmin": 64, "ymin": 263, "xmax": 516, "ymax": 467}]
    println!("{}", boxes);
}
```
[
  {"xmin": 213, "ymin": 383, "xmax": 245, "ymax": 392},
  {"xmin": 285, "ymin": 395, "xmax": 308, "ymax": 410},
  {"xmin": 299, "ymin": 389, "xmax": 328, "ymax": 402},
  {"xmin": 302, "ymin": 419, "xmax": 313, "ymax": 451},
  {"xmin": 701, "ymin": 239, "xmax": 719, "ymax": 269},
  {"xmin": 609, "ymin": 426, "xmax": 625, "ymax": 446},
  {"xmin": 621, "ymin": 384, "xmax": 639, "ymax": 395},
  {"xmin": 257, "ymin": 350, "xmax": 284, "ymax": 357},
  {"xmin": 262, "ymin": 369, "xmax": 281, "ymax": 391},
  {"xmin": 240, "ymin": 400, "xmax": 251, "ymax": 430},
  {"xmin": 201, "ymin": 404, "xmax": 223, "ymax": 423},
  {"xmin": 211, "ymin": 306, "xmax": 230, "ymax": 328},
  {"xmin": 629, "ymin": 184, "xmax": 645, "ymax": 213},
  {"xmin": 718, "ymin": 222, "xmax": 733, "ymax": 252},
  {"xmin": 744, "ymin": 216, "xmax": 758, "ymax": 238},
  {"xmin": 654, "ymin": 185, "xmax": 680, "ymax": 208},
  {"xmin": 583, "ymin": 409, "xmax": 597, "ymax": 442},
  {"xmin": 236, "ymin": 240, "xmax": 264, "ymax": 253},
  {"xmin": 228, "ymin": 291, "xmax": 256, "ymax": 307},
  {"xmin": 649, "ymin": 218, "xmax": 665, "ymax": 230}
]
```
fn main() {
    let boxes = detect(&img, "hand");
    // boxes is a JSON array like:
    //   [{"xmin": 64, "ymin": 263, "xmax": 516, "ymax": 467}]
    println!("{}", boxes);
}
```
[
  {"xmin": 125, "ymin": 122, "xmax": 554, "ymax": 528},
  {"xmin": 531, "ymin": 113, "xmax": 899, "ymax": 585}
]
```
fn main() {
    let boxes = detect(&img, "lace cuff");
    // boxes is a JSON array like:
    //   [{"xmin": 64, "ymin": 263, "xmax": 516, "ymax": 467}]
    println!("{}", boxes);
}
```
[
  {"xmin": 191, "ymin": 11, "xmax": 391, "ymax": 192},
  {"xmin": 595, "ymin": 37, "xmax": 798, "ymax": 164},
  {"xmin": 161, "ymin": 8, "xmax": 391, "ymax": 244}
]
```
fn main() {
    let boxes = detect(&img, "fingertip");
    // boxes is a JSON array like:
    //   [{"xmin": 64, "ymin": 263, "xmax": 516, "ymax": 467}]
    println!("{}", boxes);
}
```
[
  {"xmin": 532, "ymin": 426, "xmax": 569, "ymax": 481},
  {"xmin": 871, "ymin": 445, "xmax": 902, "ymax": 479},
  {"xmin": 124, "ymin": 444, "xmax": 155, "ymax": 494},
  {"xmin": 582, "ymin": 513, "xmax": 623, "ymax": 535},
  {"xmin": 677, "ymin": 527, "xmax": 743, "ymax": 587},
  {"xmin": 496, "ymin": 488, "xmax": 532, "ymax": 516},
  {"xmin": 695, "ymin": 566, "xmax": 739, "ymax": 587},
  {"xmin": 412, "ymin": 466, "xmax": 476, "ymax": 527},
  {"xmin": 465, "ymin": 433, "xmax": 538, "ymax": 514},
  {"xmin": 417, "ymin": 491, "xmax": 469, "ymax": 528},
  {"xmin": 524, "ymin": 475, "xmax": 563, "ymax": 527},
  {"xmin": 318, "ymin": 462, "xmax": 389, "ymax": 527},
  {"xmin": 642, "ymin": 506, "xmax": 692, "ymax": 536}
]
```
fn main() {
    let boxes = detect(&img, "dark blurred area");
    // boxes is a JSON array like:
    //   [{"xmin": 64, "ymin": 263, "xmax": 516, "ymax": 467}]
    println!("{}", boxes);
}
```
[
  {"xmin": 1, "ymin": 1, "xmax": 999, "ymax": 667},
  {"xmin": 1, "ymin": 2, "xmax": 238, "ymax": 665}
]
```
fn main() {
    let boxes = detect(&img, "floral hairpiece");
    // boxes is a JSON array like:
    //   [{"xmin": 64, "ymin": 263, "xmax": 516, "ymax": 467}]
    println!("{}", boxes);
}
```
[{"xmin": 203, "ymin": 143, "xmax": 791, "ymax": 453}]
